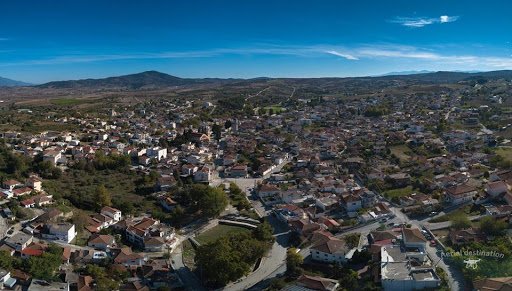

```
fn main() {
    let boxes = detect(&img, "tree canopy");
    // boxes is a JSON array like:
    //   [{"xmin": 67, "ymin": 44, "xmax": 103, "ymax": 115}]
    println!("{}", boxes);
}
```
[{"xmin": 195, "ymin": 231, "xmax": 270, "ymax": 287}]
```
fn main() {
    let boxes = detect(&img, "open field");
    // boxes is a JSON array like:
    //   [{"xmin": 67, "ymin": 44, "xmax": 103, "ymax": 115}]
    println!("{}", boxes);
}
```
[
  {"xmin": 390, "ymin": 144, "xmax": 413, "ymax": 162},
  {"xmin": 496, "ymin": 147, "xmax": 512, "ymax": 163},
  {"xmin": 429, "ymin": 205, "xmax": 481, "ymax": 223},
  {"xmin": 383, "ymin": 186, "xmax": 414, "ymax": 199},
  {"xmin": 195, "ymin": 224, "xmax": 251, "ymax": 245}
]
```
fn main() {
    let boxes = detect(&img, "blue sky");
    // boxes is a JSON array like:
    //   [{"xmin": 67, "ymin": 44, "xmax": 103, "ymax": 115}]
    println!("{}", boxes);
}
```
[{"xmin": 0, "ymin": 0, "xmax": 511, "ymax": 83}]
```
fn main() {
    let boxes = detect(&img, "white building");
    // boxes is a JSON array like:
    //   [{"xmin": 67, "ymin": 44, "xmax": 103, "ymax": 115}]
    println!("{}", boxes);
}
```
[
  {"xmin": 147, "ymin": 147, "xmax": 167, "ymax": 161},
  {"xmin": 101, "ymin": 206, "xmax": 122, "ymax": 222},
  {"xmin": 381, "ymin": 246, "xmax": 440, "ymax": 291},
  {"xmin": 402, "ymin": 228, "xmax": 427, "ymax": 251},
  {"xmin": 310, "ymin": 237, "xmax": 350, "ymax": 265},
  {"xmin": 193, "ymin": 166, "xmax": 211, "ymax": 183},
  {"xmin": 42, "ymin": 223, "xmax": 76, "ymax": 243}
]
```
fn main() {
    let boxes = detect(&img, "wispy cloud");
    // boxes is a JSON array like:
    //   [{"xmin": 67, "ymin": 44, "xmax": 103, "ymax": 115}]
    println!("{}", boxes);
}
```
[
  {"xmin": 1, "ymin": 43, "xmax": 512, "ymax": 70},
  {"xmin": 323, "ymin": 44, "xmax": 512, "ymax": 68},
  {"xmin": 390, "ymin": 15, "xmax": 459, "ymax": 28},
  {"xmin": 325, "ymin": 50, "xmax": 359, "ymax": 60},
  {"xmin": 0, "ymin": 37, "xmax": 9, "ymax": 41}
]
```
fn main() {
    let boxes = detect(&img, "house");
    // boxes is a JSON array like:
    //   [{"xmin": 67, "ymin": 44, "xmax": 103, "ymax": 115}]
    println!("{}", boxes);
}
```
[
  {"xmin": 159, "ymin": 196, "xmax": 178, "ymax": 212},
  {"xmin": 341, "ymin": 194, "xmax": 362, "ymax": 215},
  {"xmin": 146, "ymin": 147, "xmax": 167, "ymax": 161},
  {"xmin": 380, "ymin": 245, "xmax": 440, "ymax": 291},
  {"xmin": 5, "ymin": 233, "xmax": 33, "ymax": 252},
  {"xmin": 13, "ymin": 187, "xmax": 32, "ymax": 197},
  {"xmin": 444, "ymin": 184, "xmax": 478, "ymax": 205},
  {"xmin": 113, "ymin": 248, "xmax": 146, "ymax": 267},
  {"xmin": 193, "ymin": 166, "xmax": 211, "ymax": 183},
  {"xmin": 42, "ymin": 223, "xmax": 77, "ymax": 243},
  {"xmin": 156, "ymin": 174, "xmax": 176, "ymax": 191},
  {"xmin": 226, "ymin": 164, "xmax": 248, "ymax": 178},
  {"xmin": 485, "ymin": 181, "xmax": 508, "ymax": 197},
  {"xmin": 119, "ymin": 281, "xmax": 149, "ymax": 291},
  {"xmin": 0, "ymin": 269, "xmax": 12, "ymax": 290},
  {"xmin": 315, "ymin": 196, "xmax": 338, "ymax": 211},
  {"xmin": 26, "ymin": 176, "xmax": 42, "ymax": 192},
  {"xmin": 449, "ymin": 228, "xmax": 483, "ymax": 245},
  {"xmin": 124, "ymin": 217, "xmax": 174, "ymax": 251},
  {"xmin": 181, "ymin": 164, "xmax": 198, "ymax": 176},
  {"xmin": 293, "ymin": 274, "xmax": 340, "ymax": 291},
  {"xmin": 402, "ymin": 228, "xmax": 427, "ymax": 251},
  {"xmin": 2, "ymin": 208, "xmax": 14, "ymax": 221},
  {"xmin": 2, "ymin": 179, "xmax": 22, "ymax": 191},
  {"xmin": 87, "ymin": 234, "xmax": 115, "ymax": 251},
  {"xmin": 143, "ymin": 237, "xmax": 166, "ymax": 252},
  {"xmin": 258, "ymin": 184, "xmax": 280, "ymax": 198},
  {"xmin": 310, "ymin": 237, "xmax": 350, "ymax": 264},
  {"xmin": 289, "ymin": 219, "xmax": 322, "ymax": 237},
  {"xmin": 101, "ymin": 206, "xmax": 122, "ymax": 222},
  {"xmin": 43, "ymin": 150, "xmax": 62, "ymax": 166},
  {"xmin": 387, "ymin": 173, "xmax": 411, "ymax": 187},
  {"xmin": 28, "ymin": 280, "xmax": 69, "ymax": 291},
  {"xmin": 20, "ymin": 243, "xmax": 47, "ymax": 259},
  {"xmin": 77, "ymin": 275, "xmax": 93, "ymax": 291}
]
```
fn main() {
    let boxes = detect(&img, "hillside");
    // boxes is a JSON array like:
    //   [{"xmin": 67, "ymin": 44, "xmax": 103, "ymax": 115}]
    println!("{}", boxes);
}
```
[
  {"xmin": 0, "ymin": 76, "xmax": 31, "ymax": 87},
  {"xmin": 37, "ymin": 70, "xmax": 241, "ymax": 89},
  {"xmin": 35, "ymin": 70, "xmax": 512, "ymax": 91}
]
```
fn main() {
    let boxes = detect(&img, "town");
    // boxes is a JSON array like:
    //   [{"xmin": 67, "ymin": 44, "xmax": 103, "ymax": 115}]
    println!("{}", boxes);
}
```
[{"xmin": 0, "ymin": 69, "xmax": 511, "ymax": 291}]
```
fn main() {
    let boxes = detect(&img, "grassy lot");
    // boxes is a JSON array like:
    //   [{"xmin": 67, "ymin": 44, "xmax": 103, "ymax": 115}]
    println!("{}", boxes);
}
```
[
  {"xmin": 50, "ymin": 98, "xmax": 92, "ymax": 106},
  {"xmin": 195, "ymin": 224, "xmax": 251, "ymax": 245},
  {"xmin": 390, "ymin": 144, "xmax": 413, "ymax": 162},
  {"xmin": 429, "ymin": 204, "xmax": 482, "ymax": 223},
  {"xmin": 182, "ymin": 240, "xmax": 196, "ymax": 269},
  {"xmin": 20, "ymin": 121, "xmax": 79, "ymax": 133},
  {"xmin": 383, "ymin": 186, "xmax": 414, "ymax": 199},
  {"xmin": 44, "ymin": 169, "xmax": 156, "ymax": 215},
  {"xmin": 262, "ymin": 105, "xmax": 285, "ymax": 113},
  {"xmin": 496, "ymin": 147, "xmax": 512, "ymax": 163}
]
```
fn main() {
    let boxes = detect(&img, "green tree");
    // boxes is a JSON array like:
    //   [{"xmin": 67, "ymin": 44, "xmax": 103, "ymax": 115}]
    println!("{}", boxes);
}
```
[
  {"xmin": 27, "ymin": 252, "xmax": 62, "ymax": 281},
  {"xmin": 338, "ymin": 268, "xmax": 359, "ymax": 290},
  {"xmin": 195, "ymin": 232, "xmax": 270, "ymax": 287},
  {"xmin": 0, "ymin": 250, "xmax": 16, "ymax": 271},
  {"xmin": 94, "ymin": 184, "xmax": 112, "ymax": 210},
  {"xmin": 252, "ymin": 221, "xmax": 275, "ymax": 243},
  {"xmin": 286, "ymin": 248, "xmax": 303, "ymax": 278},
  {"xmin": 344, "ymin": 233, "xmax": 360, "ymax": 249},
  {"xmin": 189, "ymin": 184, "xmax": 228, "ymax": 218},
  {"xmin": 212, "ymin": 124, "xmax": 222, "ymax": 140},
  {"xmin": 450, "ymin": 213, "xmax": 471, "ymax": 230},
  {"xmin": 479, "ymin": 216, "xmax": 507, "ymax": 236}
]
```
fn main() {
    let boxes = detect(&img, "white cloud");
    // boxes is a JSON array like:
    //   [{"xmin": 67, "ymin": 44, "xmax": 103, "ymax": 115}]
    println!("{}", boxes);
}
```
[
  {"xmin": 440, "ymin": 15, "xmax": 459, "ymax": 23},
  {"xmin": 391, "ymin": 15, "xmax": 459, "ymax": 28},
  {"xmin": 325, "ymin": 50, "xmax": 359, "ymax": 60},
  {"xmin": 323, "ymin": 44, "xmax": 512, "ymax": 69},
  {"xmin": 2, "ymin": 43, "xmax": 512, "ymax": 71}
]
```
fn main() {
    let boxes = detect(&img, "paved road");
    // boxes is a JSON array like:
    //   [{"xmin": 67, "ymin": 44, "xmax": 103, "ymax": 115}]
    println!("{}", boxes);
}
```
[
  {"xmin": 387, "ymin": 205, "xmax": 465, "ymax": 291},
  {"xmin": 0, "ymin": 216, "xmax": 8, "ymax": 239},
  {"xmin": 222, "ymin": 215, "xmax": 289, "ymax": 291},
  {"xmin": 171, "ymin": 243, "xmax": 207, "ymax": 291}
]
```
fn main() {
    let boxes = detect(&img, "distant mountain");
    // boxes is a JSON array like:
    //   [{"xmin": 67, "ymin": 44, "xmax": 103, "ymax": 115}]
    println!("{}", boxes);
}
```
[
  {"xmin": 0, "ymin": 76, "xmax": 31, "ymax": 87},
  {"xmin": 377, "ymin": 70, "xmax": 434, "ymax": 76},
  {"xmin": 374, "ymin": 70, "xmax": 512, "ymax": 83},
  {"xmin": 34, "ymin": 69, "xmax": 512, "ymax": 90},
  {"xmin": 37, "ymin": 70, "xmax": 241, "ymax": 89}
]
